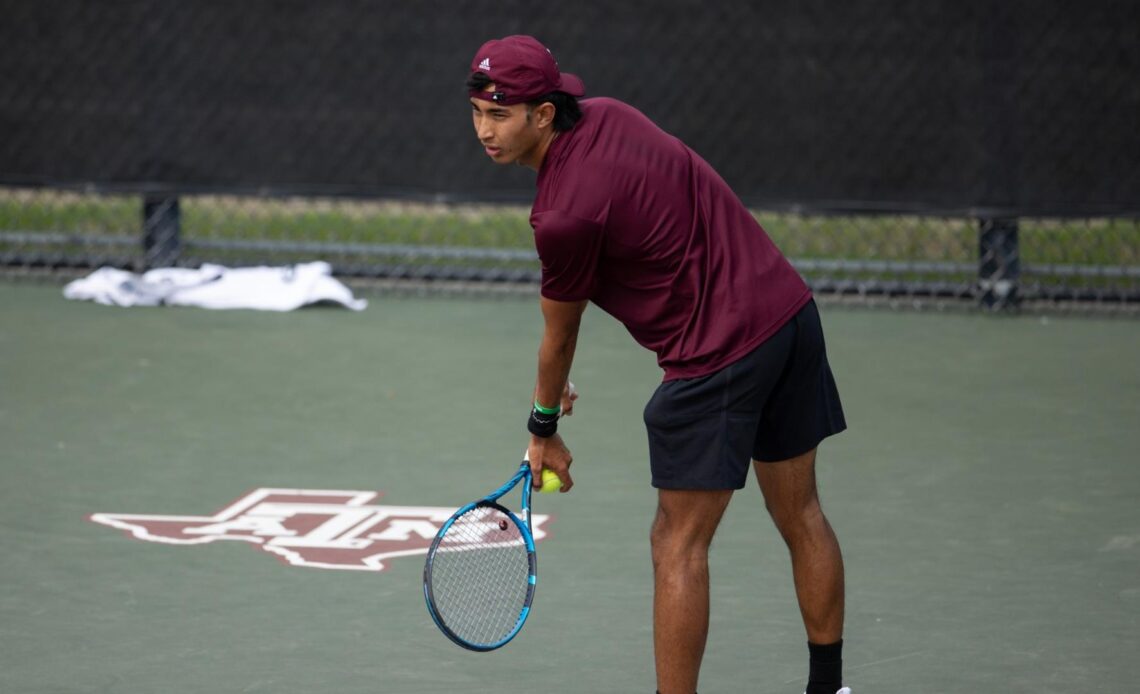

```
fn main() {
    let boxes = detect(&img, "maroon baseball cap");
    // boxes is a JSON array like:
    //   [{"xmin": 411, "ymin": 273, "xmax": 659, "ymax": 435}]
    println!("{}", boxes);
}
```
[{"xmin": 468, "ymin": 35, "xmax": 585, "ymax": 105}]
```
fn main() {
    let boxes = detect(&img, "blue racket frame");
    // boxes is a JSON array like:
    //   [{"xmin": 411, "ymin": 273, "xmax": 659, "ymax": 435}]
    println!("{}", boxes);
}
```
[{"xmin": 423, "ymin": 462, "xmax": 537, "ymax": 651}]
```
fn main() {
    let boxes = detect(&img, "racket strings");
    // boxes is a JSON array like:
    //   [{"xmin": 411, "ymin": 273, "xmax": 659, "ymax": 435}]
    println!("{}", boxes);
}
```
[{"xmin": 430, "ymin": 506, "xmax": 531, "ymax": 645}]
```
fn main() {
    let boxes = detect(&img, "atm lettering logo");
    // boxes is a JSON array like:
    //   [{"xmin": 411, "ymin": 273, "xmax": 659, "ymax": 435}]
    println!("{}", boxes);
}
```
[{"xmin": 89, "ymin": 488, "xmax": 549, "ymax": 572}]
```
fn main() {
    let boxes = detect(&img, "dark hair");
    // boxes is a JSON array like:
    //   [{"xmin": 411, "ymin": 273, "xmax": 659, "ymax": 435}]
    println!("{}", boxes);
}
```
[{"xmin": 466, "ymin": 72, "xmax": 582, "ymax": 132}]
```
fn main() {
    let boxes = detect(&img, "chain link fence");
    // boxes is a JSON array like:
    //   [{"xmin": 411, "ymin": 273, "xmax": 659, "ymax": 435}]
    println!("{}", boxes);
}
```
[
  {"xmin": 1, "ymin": 1, "xmax": 1137, "ymax": 312},
  {"xmin": 2, "ymin": 187, "xmax": 1136, "ymax": 312}
]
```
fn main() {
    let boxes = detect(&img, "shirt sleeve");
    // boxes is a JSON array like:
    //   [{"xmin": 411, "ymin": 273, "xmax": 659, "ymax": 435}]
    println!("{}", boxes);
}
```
[{"xmin": 530, "ymin": 209, "xmax": 605, "ymax": 302}]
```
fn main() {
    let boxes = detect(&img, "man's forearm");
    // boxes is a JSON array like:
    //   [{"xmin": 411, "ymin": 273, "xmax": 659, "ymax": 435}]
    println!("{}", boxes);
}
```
[
  {"xmin": 534, "ymin": 330, "xmax": 577, "ymax": 410},
  {"xmin": 533, "ymin": 297, "xmax": 587, "ymax": 412}
]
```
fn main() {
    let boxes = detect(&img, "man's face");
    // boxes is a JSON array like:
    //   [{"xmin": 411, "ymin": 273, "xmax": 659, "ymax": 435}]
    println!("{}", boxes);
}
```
[{"xmin": 470, "ymin": 83, "xmax": 545, "ymax": 168}]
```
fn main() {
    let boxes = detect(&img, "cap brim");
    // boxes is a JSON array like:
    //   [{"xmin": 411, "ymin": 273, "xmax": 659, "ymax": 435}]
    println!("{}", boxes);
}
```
[{"xmin": 559, "ymin": 72, "xmax": 586, "ymax": 97}]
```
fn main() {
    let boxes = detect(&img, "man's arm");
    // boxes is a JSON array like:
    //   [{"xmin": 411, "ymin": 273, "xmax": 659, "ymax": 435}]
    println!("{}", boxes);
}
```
[
  {"xmin": 527, "ymin": 296, "xmax": 588, "ymax": 491},
  {"xmin": 534, "ymin": 296, "xmax": 587, "ymax": 410}
]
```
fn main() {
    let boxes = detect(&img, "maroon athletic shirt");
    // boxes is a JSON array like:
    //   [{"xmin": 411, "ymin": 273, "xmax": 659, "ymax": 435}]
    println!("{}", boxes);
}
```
[{"xmin": 531, "ymin": 97, "xmax": 811, "ymax": 381}]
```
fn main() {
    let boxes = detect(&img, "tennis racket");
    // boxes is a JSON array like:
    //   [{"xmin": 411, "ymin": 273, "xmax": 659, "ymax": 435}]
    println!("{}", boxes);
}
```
[{"xmin": 423, "ymin": 460, "xmax": 537, "ymax": 651}]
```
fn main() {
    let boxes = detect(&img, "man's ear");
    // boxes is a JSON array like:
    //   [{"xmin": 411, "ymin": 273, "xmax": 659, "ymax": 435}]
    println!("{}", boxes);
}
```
[{"xmin": 533, "ymin": 101, "xmax": 557, "ymax": 129}]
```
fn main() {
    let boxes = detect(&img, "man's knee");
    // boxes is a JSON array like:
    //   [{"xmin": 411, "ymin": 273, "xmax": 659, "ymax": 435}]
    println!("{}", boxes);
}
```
[
  {"xmin": 650, "ymin": 490, "xmax": 732, "ymax": 564},
  {"xmin": 754, "ymin": 450, "xmax": 826, "ymax": 537},
  {"xmin": 650, "ymin": 506, "xmax": 705, "ymax": 564},
  {"xmin": 765, "ymin": 496, "xmax": 827, "ymax": 544}
]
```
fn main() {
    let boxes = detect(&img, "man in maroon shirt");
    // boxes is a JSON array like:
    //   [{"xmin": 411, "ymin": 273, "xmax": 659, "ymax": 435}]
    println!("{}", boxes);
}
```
[{"xmin": 466, "ymin": 35, "xmax": 850, "ymax": 694}]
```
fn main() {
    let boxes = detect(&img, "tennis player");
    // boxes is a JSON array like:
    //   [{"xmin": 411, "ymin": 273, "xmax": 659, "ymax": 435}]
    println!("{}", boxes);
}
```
[{"xmin": 466, "ymin": 35, "xmax": 850, "ymax": 694}]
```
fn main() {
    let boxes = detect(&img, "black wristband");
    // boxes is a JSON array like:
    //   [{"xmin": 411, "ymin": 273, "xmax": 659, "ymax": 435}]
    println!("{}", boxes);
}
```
[{"xmin": 527, "ymin": 406, "xmax": 559, "ymax": 438}]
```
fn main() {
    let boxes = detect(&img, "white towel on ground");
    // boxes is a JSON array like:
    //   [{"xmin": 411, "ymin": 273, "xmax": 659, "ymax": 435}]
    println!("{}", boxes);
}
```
[{"xmin": 62, "ymin": 262, "xmax": 367, "ymax": 311}]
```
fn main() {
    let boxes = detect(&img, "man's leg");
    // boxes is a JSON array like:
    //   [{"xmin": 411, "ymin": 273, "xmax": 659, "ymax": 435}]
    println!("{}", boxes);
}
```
[
  {"xmin": 651, "ymin": 488, "xmax": 734, "ymax": 694},
  {"xmin": 754, "ymin": 448, "xmax": 845, "ymax": 643},
  {"xmin": 756, "ymin": 448, "xmax": 846, "ymax": 694}
]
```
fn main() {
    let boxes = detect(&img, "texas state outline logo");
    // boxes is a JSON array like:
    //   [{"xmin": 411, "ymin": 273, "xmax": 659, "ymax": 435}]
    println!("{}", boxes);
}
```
[{"xmin": 89, "ymin": 488, "xmax": 551, "ymax": 572}]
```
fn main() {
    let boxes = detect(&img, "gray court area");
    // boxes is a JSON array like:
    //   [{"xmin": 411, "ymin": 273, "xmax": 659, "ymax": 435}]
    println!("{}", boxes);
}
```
[{"xmin": 2, "ymin": 281, "xmax": 1137, "ymax": 693}]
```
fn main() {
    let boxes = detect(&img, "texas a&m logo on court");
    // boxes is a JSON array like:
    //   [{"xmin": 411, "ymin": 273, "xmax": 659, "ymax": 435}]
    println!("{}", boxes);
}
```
[{"xmin": 89, "ymin": 488, "xmax": 550, "ymax": 572}]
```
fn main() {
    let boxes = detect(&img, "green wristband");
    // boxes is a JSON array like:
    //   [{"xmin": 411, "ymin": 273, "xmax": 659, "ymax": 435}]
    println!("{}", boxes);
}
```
[{"xmin": 533, "ymin": 400, "xmax": 561, "ymax": 415}]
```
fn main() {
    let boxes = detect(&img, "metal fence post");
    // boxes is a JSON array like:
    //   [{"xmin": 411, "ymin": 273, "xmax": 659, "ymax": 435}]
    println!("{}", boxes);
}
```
[
  {"xmin": 978, "ymin": 217, "xmax": 1020, "ymax": 310},
  {"xmin": 142, "ymin": 195, "xmax": 182, "ymax": 268}
]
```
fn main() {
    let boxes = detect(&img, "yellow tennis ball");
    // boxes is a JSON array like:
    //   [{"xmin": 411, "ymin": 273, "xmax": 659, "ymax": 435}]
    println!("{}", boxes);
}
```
[{"xmin": 539, "ymin": 469, "xmax": 562, "ymax": 494}]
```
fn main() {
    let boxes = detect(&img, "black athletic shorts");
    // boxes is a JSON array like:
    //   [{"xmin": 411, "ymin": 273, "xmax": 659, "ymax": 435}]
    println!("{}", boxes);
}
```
[{"xmin": 643, "ymin": 299, "xmax": 846, "ymax": 490}]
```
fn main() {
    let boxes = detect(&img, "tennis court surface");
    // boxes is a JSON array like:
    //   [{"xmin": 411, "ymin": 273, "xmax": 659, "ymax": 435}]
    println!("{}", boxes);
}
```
[{"xmin": 2, "ymin": 281, "xmax": 1137, "ymax": 693}]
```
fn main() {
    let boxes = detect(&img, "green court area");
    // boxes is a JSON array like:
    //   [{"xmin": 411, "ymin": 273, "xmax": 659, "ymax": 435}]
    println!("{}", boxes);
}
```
[{"xmin": 1, "ymin": 281, "xmax": 1137, "ymax": 693}]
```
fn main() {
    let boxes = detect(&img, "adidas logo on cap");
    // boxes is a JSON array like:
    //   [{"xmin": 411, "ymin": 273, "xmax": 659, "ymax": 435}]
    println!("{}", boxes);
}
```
[{"xmin": 478, "ymin": 57, "xmax": 491, "ymax": 71}]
